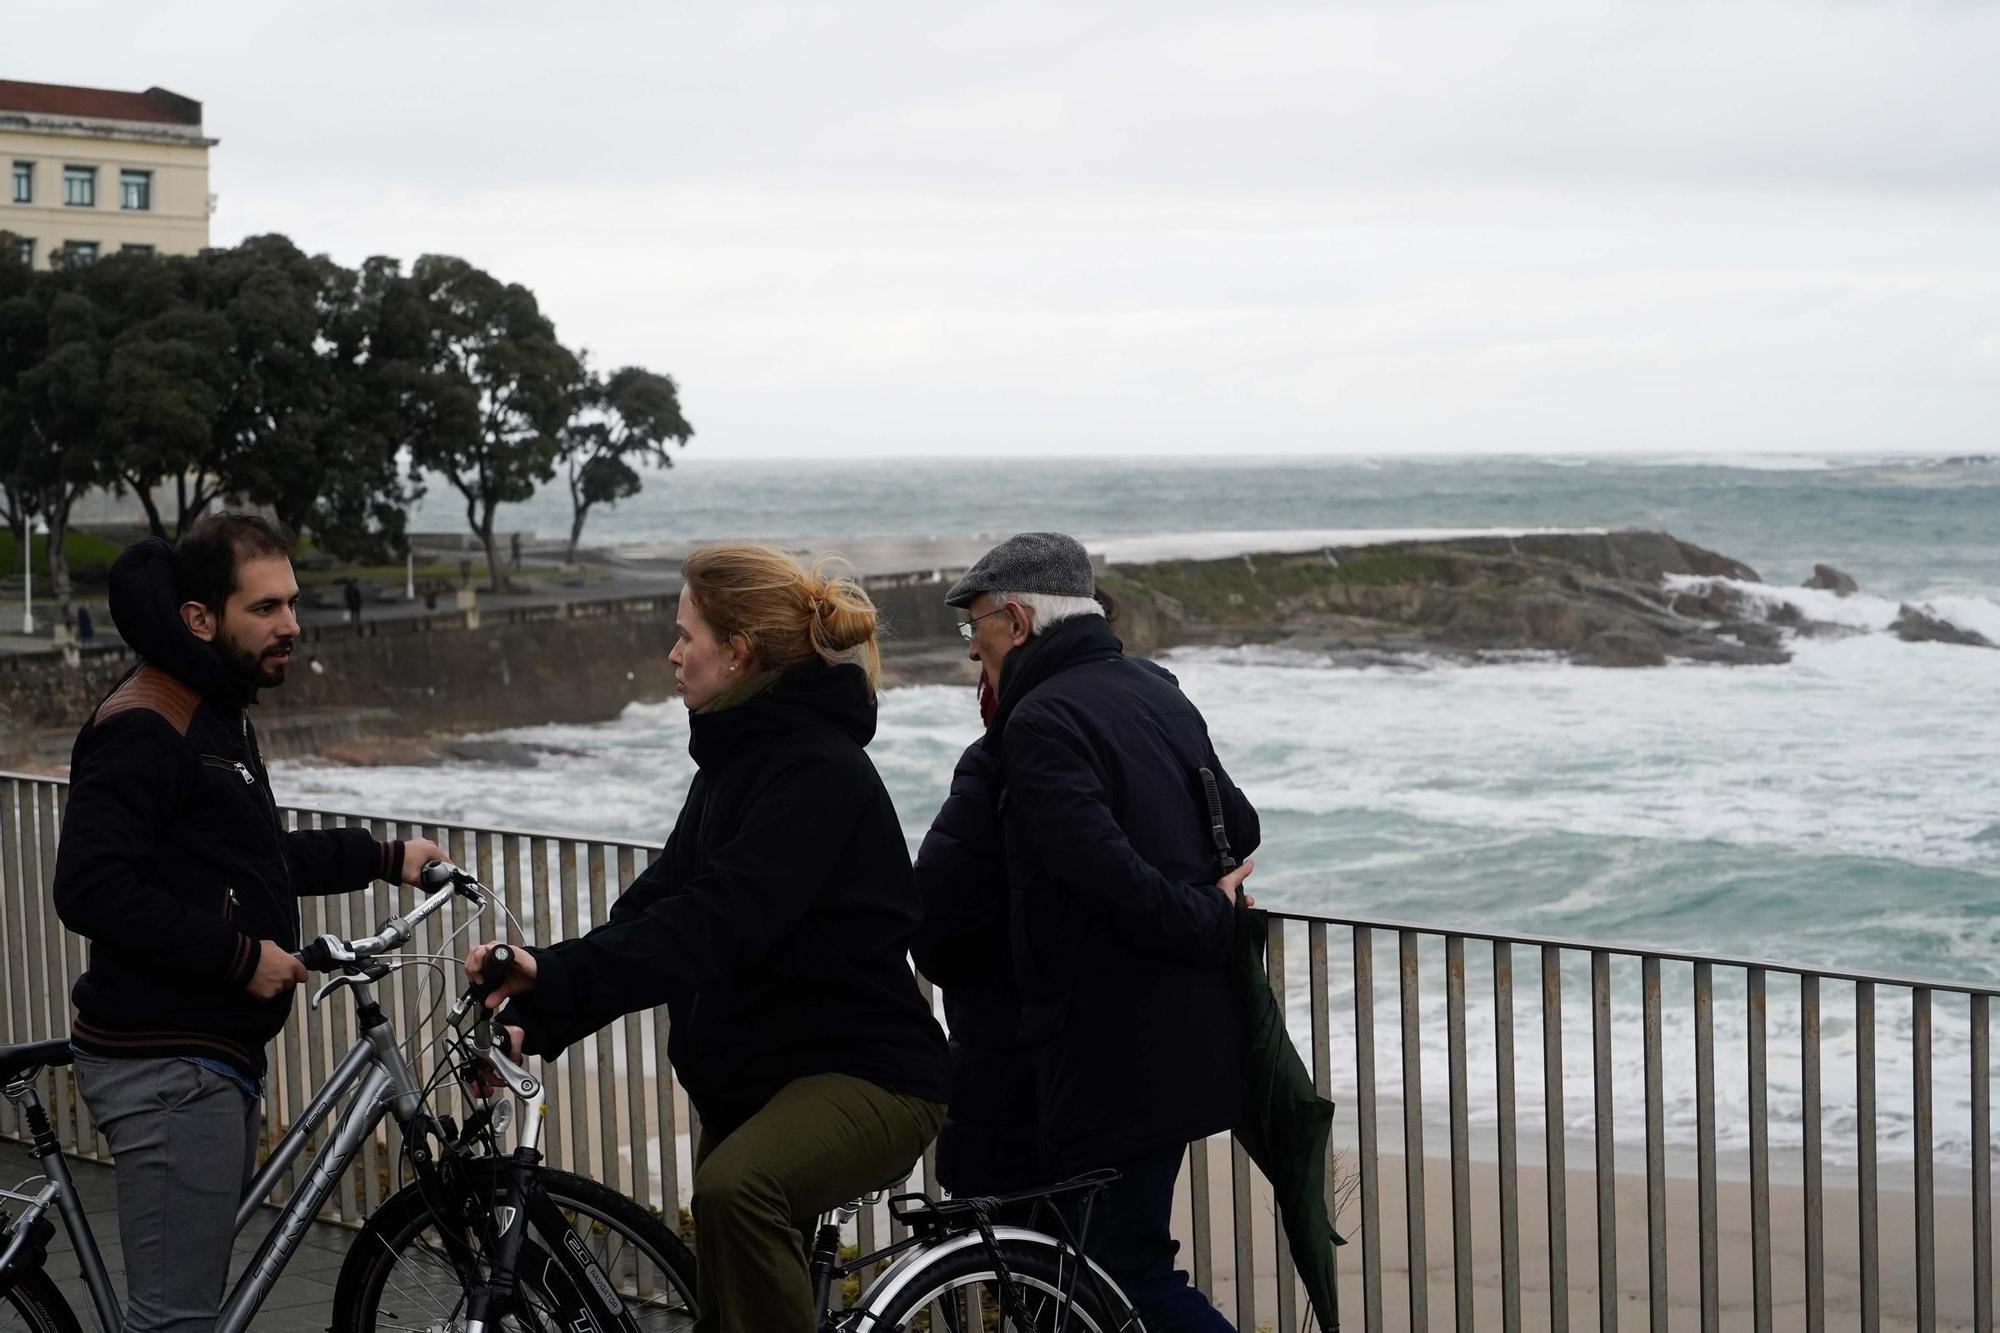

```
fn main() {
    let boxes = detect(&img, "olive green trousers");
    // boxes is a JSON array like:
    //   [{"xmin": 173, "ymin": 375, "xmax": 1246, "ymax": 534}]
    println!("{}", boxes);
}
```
[{"xmin": 690, "ymin": 1073, "xmax": 946, "ymax": 1333}]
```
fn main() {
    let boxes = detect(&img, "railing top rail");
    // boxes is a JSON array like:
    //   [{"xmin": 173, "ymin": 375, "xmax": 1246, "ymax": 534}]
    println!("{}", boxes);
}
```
[
  {"xmin": 1276, "ymin": 907, "xmax": 2000, "ymax": 999},
  {"xmin": 9, "ymin": 768, "xmax": 1996, "ymax": 999},
  {"xmin": 0, "ymin": 772, "xmax": 657, "ymax": 855}
]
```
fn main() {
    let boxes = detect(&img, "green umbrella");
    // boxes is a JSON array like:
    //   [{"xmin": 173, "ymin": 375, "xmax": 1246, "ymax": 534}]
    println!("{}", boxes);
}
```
[
  {"xmin": 1231, "ymin": 904, "xmax": 1344, "ymax": 1332},
  {"xmin": 1199, "ymin": 766, "xmax": 1342, "ymax": 1330}
]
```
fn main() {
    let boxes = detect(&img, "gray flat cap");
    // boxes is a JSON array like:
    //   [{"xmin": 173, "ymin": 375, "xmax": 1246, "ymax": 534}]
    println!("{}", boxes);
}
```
[{"xmin": 945, "ymin": 531, "xmax": 1094, "ymax": 608}]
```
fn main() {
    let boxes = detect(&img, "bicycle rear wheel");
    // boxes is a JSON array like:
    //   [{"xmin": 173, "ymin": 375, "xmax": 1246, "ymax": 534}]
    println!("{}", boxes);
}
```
[
  {"xmin": 857, "ymin": 1237, "xmax": 1138, "ymax": 1332},
  {"xmin": 330, "ymin": 1162, "xmax": 695, "ymax": 1332},
  {"xmin": 0, "ymin": 1269, "xmax": 83, "ymax": 1333}
]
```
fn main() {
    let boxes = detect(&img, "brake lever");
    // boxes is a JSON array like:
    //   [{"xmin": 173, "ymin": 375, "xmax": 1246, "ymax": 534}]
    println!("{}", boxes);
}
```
[{"xmin": 310, "ymin": 974, "xmax": 367, "ymax": 1011}]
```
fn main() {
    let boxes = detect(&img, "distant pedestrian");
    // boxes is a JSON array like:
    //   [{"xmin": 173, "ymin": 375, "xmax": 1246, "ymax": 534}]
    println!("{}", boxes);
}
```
[
  {"xmin": 459, "ymin": 558, "xmax": 473, "ymax": 590},
  {"xmin": 342, "ymin": 578, "xmax": 364, "ymax": 635},
  {"xmin": 510, "ymin": 532, "xmax": 523, "ymax": 570},
  {"xmin": 76, "ymin": 604, "xmax": 95, "ymax": 645}
]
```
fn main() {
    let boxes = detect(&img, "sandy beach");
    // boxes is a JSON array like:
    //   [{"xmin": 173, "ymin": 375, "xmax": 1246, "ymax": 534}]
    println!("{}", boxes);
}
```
[{"xmin": 1177, "ymin": 1137, "xmax": 1988, "ymax": 1331}]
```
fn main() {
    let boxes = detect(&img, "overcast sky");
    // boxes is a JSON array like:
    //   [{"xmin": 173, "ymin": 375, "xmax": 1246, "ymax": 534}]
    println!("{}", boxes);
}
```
[{"xmin": 17, "ymin": 1, "xmax": 2000, "ymax": 458}]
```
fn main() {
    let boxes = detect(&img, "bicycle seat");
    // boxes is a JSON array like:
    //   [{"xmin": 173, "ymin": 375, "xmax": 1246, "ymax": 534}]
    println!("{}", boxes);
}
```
[{"xmin": 0, "ymin": 1039, "xmax": 73, "ymax": 1084}]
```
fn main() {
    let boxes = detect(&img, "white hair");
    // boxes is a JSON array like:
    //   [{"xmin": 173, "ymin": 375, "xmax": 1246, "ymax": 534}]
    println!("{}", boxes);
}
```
[{"xmin": 1000, "ymin": 591, "xmax": 1103, "ymax": 636}]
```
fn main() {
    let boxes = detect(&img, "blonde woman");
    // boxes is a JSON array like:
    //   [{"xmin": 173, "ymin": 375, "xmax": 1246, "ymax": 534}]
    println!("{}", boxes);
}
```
[{"xmin": 467, "ymin": 543, "xmax": 949, "ymax": 1333}]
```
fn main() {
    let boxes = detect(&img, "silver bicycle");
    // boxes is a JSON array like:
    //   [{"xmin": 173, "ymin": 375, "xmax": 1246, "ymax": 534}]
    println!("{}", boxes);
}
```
[{"xmin": 0, "ymin": 861, "xmax": 694, "ymax": 1333}]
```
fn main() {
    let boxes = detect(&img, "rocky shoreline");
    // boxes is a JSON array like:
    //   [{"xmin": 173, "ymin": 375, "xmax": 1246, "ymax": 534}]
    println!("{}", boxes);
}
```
[
  {"xmin": 1096, "ymin": 529, "xmax": 1992, "ymax": 669},
  {"xmin": 5, "ymin": 528, "xmax": 1987, "ymax": 772}
]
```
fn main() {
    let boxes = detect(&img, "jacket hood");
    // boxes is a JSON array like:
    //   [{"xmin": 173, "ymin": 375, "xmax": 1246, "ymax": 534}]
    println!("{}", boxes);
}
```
[
  {"xmin": 107, "ymin": 538, "xmax": 251, "ymax": 705},
  {"xmin": 687, "ymin": 659, "xmax": 876, "ymax": 768}
]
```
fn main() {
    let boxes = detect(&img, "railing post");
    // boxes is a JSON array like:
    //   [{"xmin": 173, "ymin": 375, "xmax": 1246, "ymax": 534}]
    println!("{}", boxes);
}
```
[
  {"xmin": 1592, "ymin": 949, "xmax": 1617, "ymax": 1333},
  {"xmin": 1543, "ymin": 945, "xmax": 1568, "ymax": 1333},
  {"xmin": 1803, "ymin": 974, "xmax": 1824, "ymax": 1333},
  {"xmin": 1400, "ymin": 929, "xmax": 1428, "ymax": 1332},
  {"xmin": 1696, "ymin": 961, "xmax": 1719, "ymax": 1333},
  {"xmin": 1749, "ymin": 966, "xmax": 1772, "ymax": 1333},
  {"xmin": 1447, "ymin": 934, "xmax": 1473, "ymax": 1331},
  {"xmin": 1494, "ymin": 942, "xmax": 1522, "ymax": 1333},
  {"xmin": 1643, "ymin": 956, "xmax": 1667, "ymax": 1332},
  {"xmin": 1355, "ymin": 926, "xmax": 1383, "ymax": 1333},
  {"xmin": 1858, "ymin": 980, "xmax": 1879, "ymax": 1333},
  {"xmin": 1915, "ymin": 987, "xmax": 1935, "ymax": 1333}
]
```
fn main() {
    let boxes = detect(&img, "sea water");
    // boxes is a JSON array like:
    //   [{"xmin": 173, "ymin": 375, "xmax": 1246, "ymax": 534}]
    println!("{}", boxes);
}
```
[{"xmin": 286, "ymin": 453, "xmax": 2000, "ymax": 1174}]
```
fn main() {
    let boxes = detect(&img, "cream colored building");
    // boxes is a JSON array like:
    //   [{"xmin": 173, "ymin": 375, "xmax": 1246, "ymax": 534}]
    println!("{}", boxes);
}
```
[{"xmin": 0, "ymin": 79, "xmax": 216, "ymax": 268}]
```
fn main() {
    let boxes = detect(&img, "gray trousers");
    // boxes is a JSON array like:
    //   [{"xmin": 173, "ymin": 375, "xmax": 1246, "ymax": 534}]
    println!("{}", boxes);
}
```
[{"xmin": 73, "ymin": 1053, "xmax": 259, "ymax": 1333}]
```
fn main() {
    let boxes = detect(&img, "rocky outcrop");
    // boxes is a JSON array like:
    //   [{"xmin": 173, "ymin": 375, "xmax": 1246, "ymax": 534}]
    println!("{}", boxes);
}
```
[
  {"xmin": 1100, "ymin": 530, "xmax": 1793, "ymax": 668},
  {"xmin": 1892, "ymin": 605, "xmax": 1995, "ymax": 648},
  {"xmin": 1805, "ymin": 564, "xmax": 1859, "ymax": 596}
]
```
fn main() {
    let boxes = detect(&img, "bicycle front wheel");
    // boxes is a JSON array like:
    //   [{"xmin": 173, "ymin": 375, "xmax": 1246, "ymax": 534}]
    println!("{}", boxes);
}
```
[
  {"xmin": 857, "ymin": 1237, "xmax": 1138, "ymax": 1332},
  {"xmin": 0, "ymin": 1268, "xmax": 83, "ymax": 1333},
  {"xmin": 329, "ymin": 1162, "xmax": 696, "ymax": 1332}
]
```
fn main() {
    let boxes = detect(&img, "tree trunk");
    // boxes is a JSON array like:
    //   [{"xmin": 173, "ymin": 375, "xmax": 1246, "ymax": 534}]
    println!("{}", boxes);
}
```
[
  {"xmin": 566, "ymin": 500, "xmax": 589, "ymax": 565},
  {"xmin": 44, "ymin": 483, "xmax": 77, "ymax": 625},
  {"xmin": 127, "ymin": 475, "xmax": 170, "ymax": 541},
  {"xmin": 478, "ymin": 504, "xmax": 505, "ymax": 593}
]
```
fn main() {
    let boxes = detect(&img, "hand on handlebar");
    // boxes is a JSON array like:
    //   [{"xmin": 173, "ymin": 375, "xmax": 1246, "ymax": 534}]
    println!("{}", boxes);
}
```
[
  {"xmin": 463, "ymin": 940, "xmax": 539, "ymax": 1009},
  {"xmin": 248, "ymin": 939, "xmax": 307, "ymax": 999},
  {"xmin": 398, "ymin": 839, "xmax": 450, "ymax": 886}
]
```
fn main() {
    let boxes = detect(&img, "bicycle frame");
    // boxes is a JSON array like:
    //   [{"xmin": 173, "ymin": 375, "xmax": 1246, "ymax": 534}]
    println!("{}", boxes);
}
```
[{"xmin": 1, "ymin": 968, "xmax": 548, "ymax": 1333}]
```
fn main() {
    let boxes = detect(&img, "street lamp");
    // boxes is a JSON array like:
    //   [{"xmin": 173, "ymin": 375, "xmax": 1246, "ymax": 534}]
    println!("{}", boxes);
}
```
[{"xmin": 22, "ymin": 516, "xmax": 45, "ymax": 635}]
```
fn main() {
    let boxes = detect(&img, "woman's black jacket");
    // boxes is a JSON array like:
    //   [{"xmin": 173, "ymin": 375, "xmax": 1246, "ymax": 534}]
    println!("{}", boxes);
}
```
[{"xmin": 507, "ymin": 662, "xmax": 949, "ymax": 1140}]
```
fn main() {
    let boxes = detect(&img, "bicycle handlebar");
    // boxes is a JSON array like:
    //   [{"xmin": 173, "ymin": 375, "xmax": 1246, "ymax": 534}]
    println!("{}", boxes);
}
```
[
  {"xmin": 466, "ymin": 943, "xmax": 518, "ymax": 1013},
  {"xmin": 296, "ymin": 860, "xmax": 486, "ymax": 972}
]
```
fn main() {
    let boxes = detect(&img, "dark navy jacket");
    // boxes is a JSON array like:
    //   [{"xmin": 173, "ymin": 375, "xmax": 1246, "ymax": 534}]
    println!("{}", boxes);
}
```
[
  {"xmin": 990, "ymin": 615, "xmax": 1260, "ymax": 1175},
  {"xmin": 912, "ymin": 736, "xmax": 1040, "ymax": 1194}
]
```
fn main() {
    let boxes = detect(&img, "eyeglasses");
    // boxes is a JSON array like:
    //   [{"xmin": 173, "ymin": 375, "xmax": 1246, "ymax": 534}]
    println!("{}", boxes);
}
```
[{"xmin": 956, "ymin": 605, "xmax": 1013, "ymax": 641}]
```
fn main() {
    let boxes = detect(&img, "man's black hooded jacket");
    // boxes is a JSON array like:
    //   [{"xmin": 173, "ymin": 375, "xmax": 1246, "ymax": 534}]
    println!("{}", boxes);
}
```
[{"xmin": 53, "ymin": 539, "xmax": 399, "ymax": 1077}]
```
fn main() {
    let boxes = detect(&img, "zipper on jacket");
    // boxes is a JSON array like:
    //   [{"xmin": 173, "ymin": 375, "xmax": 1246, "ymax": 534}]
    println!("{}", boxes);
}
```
[
  {"xmin": 200, "ymin": 755, "xmax": 256, "ymax": 786},
  {"xmin": 221, "ymin": 887, "xmax": 240, "ymax": 920}
]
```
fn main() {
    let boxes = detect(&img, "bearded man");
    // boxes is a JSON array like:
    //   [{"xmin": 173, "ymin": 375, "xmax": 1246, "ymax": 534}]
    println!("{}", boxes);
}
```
[{"xmin": 53, "ymin": 512, "xmax": 441, "ymax": 1332}]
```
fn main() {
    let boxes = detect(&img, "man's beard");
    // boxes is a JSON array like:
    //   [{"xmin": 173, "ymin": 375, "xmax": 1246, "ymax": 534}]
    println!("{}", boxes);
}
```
[{"xmin": 216, "ymin": 622, "xmax": 291, "ymax": 688}]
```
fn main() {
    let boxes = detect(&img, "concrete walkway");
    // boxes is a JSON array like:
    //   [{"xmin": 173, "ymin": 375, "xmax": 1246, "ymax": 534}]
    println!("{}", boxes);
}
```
[{"xmin": 0, "ymin": 1138, "xmax": 351, "ymax": 1332}]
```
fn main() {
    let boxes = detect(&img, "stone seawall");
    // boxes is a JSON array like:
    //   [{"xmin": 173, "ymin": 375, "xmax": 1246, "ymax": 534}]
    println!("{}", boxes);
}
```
[{"xmin": 0, "ymin": 581, "xmax": 974, "ymax": 770}]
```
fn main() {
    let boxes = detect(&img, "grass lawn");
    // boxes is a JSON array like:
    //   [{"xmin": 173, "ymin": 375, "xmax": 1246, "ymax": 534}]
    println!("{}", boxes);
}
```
[{"xmin": 0, "ymin": 529, "xmax": 126, "ymax": 581}]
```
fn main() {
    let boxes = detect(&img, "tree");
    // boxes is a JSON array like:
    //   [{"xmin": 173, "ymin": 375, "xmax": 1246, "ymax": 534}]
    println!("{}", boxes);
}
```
[
  {"xmin": 378, "ymin": 255, "xmax": 578, "ymax": 590},
  {"xmin": 557, "ymin": 361, "xmax": 693, "ymax": 562},
  {"xmin": 0, "ymin": 253, "xmax": 117, "ymax": 623},
  {"xmin": 201, "ymin": 240, "xmax": 411, "ymax": 561},
  {"xmin": 0, "ymin": 235, "xmax": 40, "ymax": 571}
]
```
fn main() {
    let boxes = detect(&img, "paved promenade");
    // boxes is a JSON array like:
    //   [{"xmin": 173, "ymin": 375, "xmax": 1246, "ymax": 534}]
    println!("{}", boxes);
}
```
[{"xmin": 0, "ymin": 1137, "xmax": 349, "ymax": 1332}]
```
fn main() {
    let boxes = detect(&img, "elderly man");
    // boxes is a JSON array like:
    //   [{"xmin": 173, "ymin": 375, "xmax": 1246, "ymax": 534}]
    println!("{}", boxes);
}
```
[{"xmin": 933, "ymin": 531, "xmax": 1258, "ymax": 1332}]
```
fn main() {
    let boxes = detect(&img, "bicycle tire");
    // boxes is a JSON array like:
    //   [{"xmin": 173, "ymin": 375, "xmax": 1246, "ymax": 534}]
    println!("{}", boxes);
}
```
[
  {"xmin": 856, "ymin": 1236, "xmax": 1139, "ymax": 1332},
  {"xmin": 0, "ymin": 1268, "xmax": 83, "ymax": 1333},
  {"xmin": 329, "ymin": 1161, "xmax": 696, "ymax": 1332}
]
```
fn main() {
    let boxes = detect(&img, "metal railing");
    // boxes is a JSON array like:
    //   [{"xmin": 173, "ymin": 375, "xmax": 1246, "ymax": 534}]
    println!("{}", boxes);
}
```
[{"xmin": 3, "ymin": 770, "xmax": 1994, "ymax": 1330}]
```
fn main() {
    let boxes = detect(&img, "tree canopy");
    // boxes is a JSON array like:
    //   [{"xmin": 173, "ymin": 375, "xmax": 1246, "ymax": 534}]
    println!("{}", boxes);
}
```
[{"xmin": 0, "ymin": 233, "xmax": 691, "ymax": 613}]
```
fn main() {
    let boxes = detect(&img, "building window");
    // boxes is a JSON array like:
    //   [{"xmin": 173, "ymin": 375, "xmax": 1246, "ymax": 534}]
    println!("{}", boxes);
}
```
[
  {"xmin": 63, "ymin": 166, "xmax": 96, "ymax": 208},
  {"xmin": 120, "ymin": 170, "xmax": 152, "ymax": 211},
  {"xmin": 121, "ymin": 243, "xmax": 155, "ymax": 256},
  {"xmin": 10, "ymin": 161, "xmax": 30, "ymax": 205},
  {"xmin": 12, "ymin": 237, "xmax": 32, "ymax": 266},
  {"xmin": 63, "ymin": 241, "xmax": 99, "ymax": 264}
]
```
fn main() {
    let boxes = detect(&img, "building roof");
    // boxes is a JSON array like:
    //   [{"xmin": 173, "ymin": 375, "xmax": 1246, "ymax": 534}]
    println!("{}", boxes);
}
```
[{"xmin": 0, "ymin": 80, "xmax": 202, "ymax": 127}]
